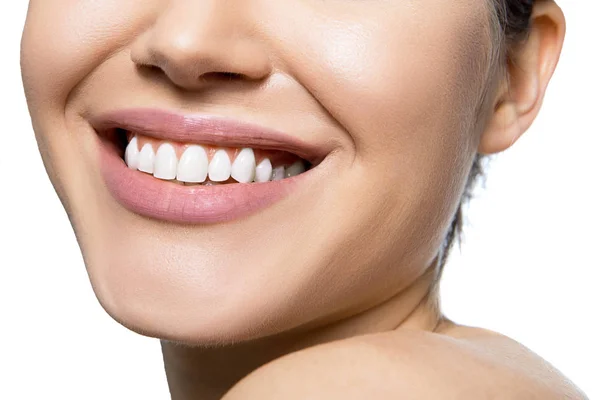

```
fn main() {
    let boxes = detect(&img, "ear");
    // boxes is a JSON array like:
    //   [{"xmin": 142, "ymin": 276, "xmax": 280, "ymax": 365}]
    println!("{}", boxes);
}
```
[{"xmin": 478, "ymin": 1, "xmax": 566, "ymax": 155}]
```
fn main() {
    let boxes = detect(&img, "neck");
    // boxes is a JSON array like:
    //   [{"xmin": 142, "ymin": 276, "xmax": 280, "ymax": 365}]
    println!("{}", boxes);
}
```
[{"xmin": 161, "ymin": 266, "xmax": 441, "ymax": 400}]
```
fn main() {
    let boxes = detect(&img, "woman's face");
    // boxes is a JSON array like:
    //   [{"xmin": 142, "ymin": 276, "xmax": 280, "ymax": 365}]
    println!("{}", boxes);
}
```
[{"xmin": 21, "ymin": 0, "xmax": 493, "ymax": 343}]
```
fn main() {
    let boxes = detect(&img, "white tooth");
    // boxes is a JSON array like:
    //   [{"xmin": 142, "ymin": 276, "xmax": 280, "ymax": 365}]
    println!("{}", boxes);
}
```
[
  {"xmin": 125, "ymin": 136, "xmax": 140, "ymax": 170},
  {"xmin": 254, "ymin": 158, "xmax": 273, "ymax": 183},
  {"xmin": 231, "ymin": 148, "xmax": 256, "ymax": 183},
  {"xmin": 177, "ymin": 145, "xmax": 208, "ymax": 183},
  {"xmin": 271, "ymin": 166, "xmax": 285, "ymax": 181},
  {"xmin": 208, "ymin": 149, "xmax": 232, "ymax": 182},
  {"xmin": 285, "ymin": 161, "xmax": 305, "ymax": 178},
  {"xmin": 138, "ymin": 143, "xmax": 155, "ymax": 174},
  {"xmin": 154, "ymin": 143, "xmax": 178, "ymax": 180}
]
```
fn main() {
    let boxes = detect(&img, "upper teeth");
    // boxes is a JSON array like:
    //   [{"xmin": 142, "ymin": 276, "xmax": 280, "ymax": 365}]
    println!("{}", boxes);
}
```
[
  {"xmin": 177, "ymin": 145, "xmax": 209, "ymax": 183},
  {"xmin": 154, "ymin": 143, "xmax": 178, "ymax": 180},
  {"xmin": 209, "ymin": 149, "xmax": 233, "ymax": 182},
  {"xmin": 230, "ymin": 147, "xmax": 256, "ymax": 183},
  {"xmin": 124, "ymin": 135, "xmax": 306, "ymax": 184},
  {"xmin": 254, "ymin": 158, "xmax": 273, "ymax": 183},
  {"xmin": 138, "ymin": 142, "xmax": 155, "ymax": 174}
]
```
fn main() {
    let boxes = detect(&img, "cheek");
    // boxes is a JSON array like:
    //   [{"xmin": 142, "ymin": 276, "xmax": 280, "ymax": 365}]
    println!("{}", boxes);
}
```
[
  {"xmin": 293, "ymin": 4, "xmax": 489, "ymax": 203},
  {"xmin": 307, "ymin": 12, "xmax": 488, "ymax": 158},
  {"xmin": 272, "ymin": 4, "xmax": 492, "ymax": 268},
  {"xmin": 21, "ymin": 0, "xmax": 157, "ymax": 109},
  {"xmin": 20, "ymin": 0, "xmax": 160, "ymax": 219}
]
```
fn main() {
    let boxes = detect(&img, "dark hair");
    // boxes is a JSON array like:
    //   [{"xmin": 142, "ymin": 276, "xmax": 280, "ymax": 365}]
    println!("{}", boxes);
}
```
[
  {"xmin": 496, "ymin": 0, "xmax": 536, "ymax": 44},
  {"xmin": 437, "ymin": 0, "xmax": 535, "ymax": 272}
]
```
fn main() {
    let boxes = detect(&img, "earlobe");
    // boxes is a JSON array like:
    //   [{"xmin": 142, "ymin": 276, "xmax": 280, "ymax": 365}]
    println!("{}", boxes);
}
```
[
  {"xmin": 478, "ymin": 100, "xmax": 522, "ymax": 155},
  {"xmin": 478, "ymin": 1, "xmax": 566, "ymax": 155}
]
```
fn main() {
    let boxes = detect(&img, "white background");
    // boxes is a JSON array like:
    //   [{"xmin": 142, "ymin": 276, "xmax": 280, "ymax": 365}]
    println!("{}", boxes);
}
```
[{"xmin": 1, "ymin": 2, "xmax": 597, "ymax": 399}]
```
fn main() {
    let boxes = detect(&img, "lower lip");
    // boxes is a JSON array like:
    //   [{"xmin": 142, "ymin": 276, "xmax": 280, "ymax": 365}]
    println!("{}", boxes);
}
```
[{"xmin": 98, "ymin": 137, "xmax": 303, "ymax": 224}]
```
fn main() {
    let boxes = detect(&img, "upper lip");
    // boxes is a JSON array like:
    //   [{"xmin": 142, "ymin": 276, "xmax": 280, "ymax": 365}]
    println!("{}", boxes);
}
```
[{"xmin": 89, "ymin": 108, "xmax": 330, "ymax": 165}]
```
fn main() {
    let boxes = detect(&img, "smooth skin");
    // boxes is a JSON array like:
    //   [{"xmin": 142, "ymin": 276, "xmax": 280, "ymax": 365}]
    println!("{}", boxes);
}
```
[{"xmin": 21, "ymin": 0, "xmax": 584, "ymax": 398}]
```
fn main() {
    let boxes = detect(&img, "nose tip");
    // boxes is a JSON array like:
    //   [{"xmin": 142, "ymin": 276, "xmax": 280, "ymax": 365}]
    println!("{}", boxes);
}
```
[{"xmin": 130, "ymin": 4, "xmax": 272, "ymax": 90}]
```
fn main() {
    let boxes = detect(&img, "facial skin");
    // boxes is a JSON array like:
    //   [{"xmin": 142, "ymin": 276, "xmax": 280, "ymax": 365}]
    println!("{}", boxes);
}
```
[
  {"xmin": 20, "ymin": 0, "xmax": 532, "ymax": 347},
  {"xmin": 21, "ymin": 0, "xmax": 573, "ymax": 397}
]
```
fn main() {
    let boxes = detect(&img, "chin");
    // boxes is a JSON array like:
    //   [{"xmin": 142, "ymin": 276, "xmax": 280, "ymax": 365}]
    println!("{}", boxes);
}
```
[
  {"xmin": 88, "ymin": 255, "xmax": 296, "ymax": 346},
  {"xmin": 74, "ymin": 203, "xmax": 336, "ymax": 346}
]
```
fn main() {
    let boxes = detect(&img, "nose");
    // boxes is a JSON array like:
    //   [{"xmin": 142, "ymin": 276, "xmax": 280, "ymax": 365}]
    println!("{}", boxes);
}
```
[{"xmin": 130, "ymin": 1, "xmax": 272, "ymax": 90}]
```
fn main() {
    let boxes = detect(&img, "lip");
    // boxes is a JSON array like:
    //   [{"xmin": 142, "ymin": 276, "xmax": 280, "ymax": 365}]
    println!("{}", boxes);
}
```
[
  {"xmin": 91, "ymin": 108, "xmax": 328, "ymax": 224},
  {"xmin": 90, "ymin": 108, "xmax": 329, "ymax": 165}
]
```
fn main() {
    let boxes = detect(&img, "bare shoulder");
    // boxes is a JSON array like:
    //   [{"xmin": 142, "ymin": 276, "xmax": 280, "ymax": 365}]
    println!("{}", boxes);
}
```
[{"xmin": 224, "ymin": 324, "xmax": 587, "ymax": 399}]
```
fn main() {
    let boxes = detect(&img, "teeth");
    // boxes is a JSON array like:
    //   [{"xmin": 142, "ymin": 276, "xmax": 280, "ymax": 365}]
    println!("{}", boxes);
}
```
[
  {"xmin": 231, "ymin": 148, "xmax": 256, "ymax": 183},
  {"xmin": 285, "ymin": 161, "xmax": 305, "ymax": 178},
  {"xmin": 254, "ymin": 158, "xmax": 273, "ymax": 183},
  {"xmin": 271, "ymin": 166, "xmax": 285, "ymax": 181},
  {"xmin": 154, "ymin": 143, "xmax": 178, "ymax": 180},
  {"xmin": 125, "ymin": 136, "xmax": 140, "ymax": 170},
  {"xmin": 177, "ymin": 145, "xmax": 208, "ymax": 183},
  {"xmin": 127, "ymin": 139, "xmax": 308, "ymax": 184},
  {"xmin": 138, "ymin": 143, "xmax": 155, "ymax": 174},
  {"xmin": 208, "ymin": 149, "xmax": 232, "ymax": 182}
]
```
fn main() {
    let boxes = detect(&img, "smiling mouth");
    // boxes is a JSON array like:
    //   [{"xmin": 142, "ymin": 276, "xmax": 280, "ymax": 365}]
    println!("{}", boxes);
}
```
[
  {"xmin": 92, "ymin": 108, "xmax": 330, "ymax": 224},
  {"xmin": 110, "ymin": 128, "xmax": 314, "ymax": 186}
]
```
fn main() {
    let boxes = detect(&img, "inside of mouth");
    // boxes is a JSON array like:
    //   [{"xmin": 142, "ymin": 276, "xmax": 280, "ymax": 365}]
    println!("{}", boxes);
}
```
[{"xmin": 113, "ymin": 128, "xmax": 313, "ymax": 185}]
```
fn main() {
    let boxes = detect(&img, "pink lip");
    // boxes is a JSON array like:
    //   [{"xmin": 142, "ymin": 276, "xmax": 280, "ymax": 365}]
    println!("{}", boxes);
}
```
[
  {"xmin": 92, "ymin": 109, "xmax": 323, "ymax": 224},
  {"xmin": 90, "ymin": 108, "xmax": 329, "ymax": 165}
]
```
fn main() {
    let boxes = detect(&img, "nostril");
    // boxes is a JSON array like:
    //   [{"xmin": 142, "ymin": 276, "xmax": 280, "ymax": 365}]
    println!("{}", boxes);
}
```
[{"xmin": 134, "ymin": 62, "xmax": 166, "ymax": 81}]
